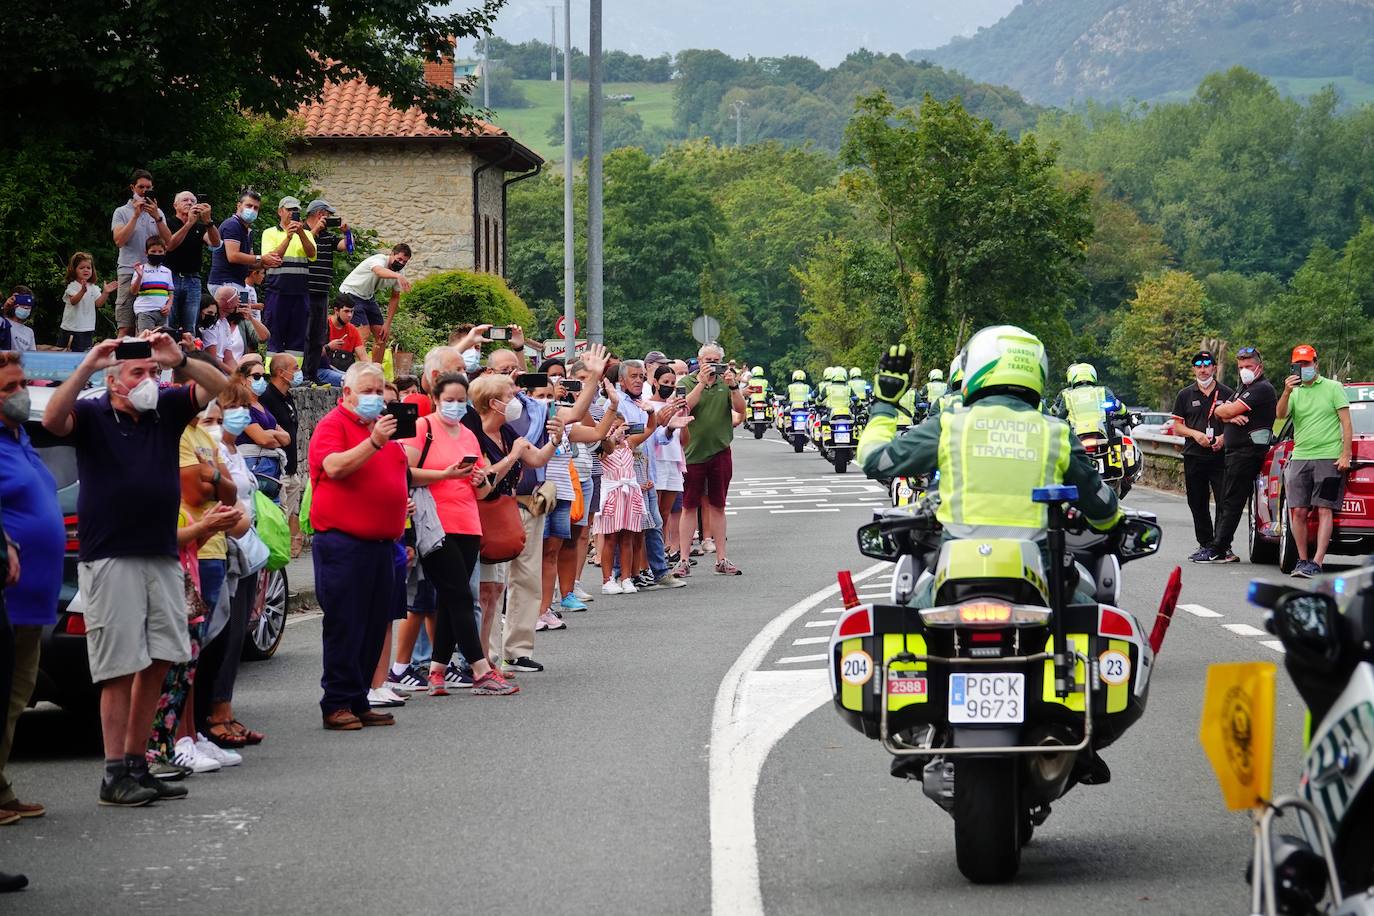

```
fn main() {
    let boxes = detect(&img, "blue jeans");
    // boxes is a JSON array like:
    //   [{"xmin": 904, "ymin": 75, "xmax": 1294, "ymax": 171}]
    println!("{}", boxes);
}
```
[
  {"xmin": 644, "ymin": 493, "xmax": 668, "ymax": 579},
  {"xmin": 173, "ymin": 274, "xmax": 203, "ymax": 337},
  {"xmin": 315, "ymin": 365, "xmax": 345, "ymax": 386}
]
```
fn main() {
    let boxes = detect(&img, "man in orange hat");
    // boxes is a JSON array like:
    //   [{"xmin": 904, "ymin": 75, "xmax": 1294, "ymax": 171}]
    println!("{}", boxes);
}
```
[{"xmin": 1277, "ymin": 344, "xmax": 1352, "ymax": 577}]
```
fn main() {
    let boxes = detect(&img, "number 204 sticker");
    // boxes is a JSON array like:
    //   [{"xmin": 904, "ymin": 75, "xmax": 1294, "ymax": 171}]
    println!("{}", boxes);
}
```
[
  {"xmin": 1099, "ymin": 650, "xmax": 1131, "ymax": 686},
  {"xmin": 839, "ymin": 650, "xmax": 873, "ymax": 686}
]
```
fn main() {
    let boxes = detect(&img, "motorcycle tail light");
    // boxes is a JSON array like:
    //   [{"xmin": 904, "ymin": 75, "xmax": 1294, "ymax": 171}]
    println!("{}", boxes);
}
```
[
  {"xmin": 921, "ymin": 603, "xmax": 1051, "ymax": 628},
  {"xmin": 959, "ymin": 602, "xmax": 1012, "ymax": 624}
]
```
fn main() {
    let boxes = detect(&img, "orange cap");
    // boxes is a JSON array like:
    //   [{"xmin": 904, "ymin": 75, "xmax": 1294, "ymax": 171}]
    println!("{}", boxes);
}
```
[{"xmin": 1291, "ymin": 344, "xmax": 1317, "ymax": 362}]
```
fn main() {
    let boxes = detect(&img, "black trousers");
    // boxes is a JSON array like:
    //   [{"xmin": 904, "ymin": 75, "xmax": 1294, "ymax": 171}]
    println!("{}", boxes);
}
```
[
  {"xmin": 1183, "ymin": 453, "xmax": 1226, "ymax": 547},
  {"xmin": 303, "ymin": 292, "xmax": 329, "ymax": 383},
  {"xmin": 1211, "ymin": 446, "xmax": 1268, "ymax": 554},
  {"xmin": 0, "ymin": 595, "xmax": 12, "ymax": 764},
  {"xmin": 420, "ymin": 535, "xmax": 482, "ymax": 669},
  {"xmin": 314, "ymin": 532, "xmax": 395, "ymax": 715}
]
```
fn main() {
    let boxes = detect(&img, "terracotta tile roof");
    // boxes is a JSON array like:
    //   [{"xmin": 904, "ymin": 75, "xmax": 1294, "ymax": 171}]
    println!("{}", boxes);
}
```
[{"xmin": 298, "ymin": 76, "xmax": 507, "ymax": 140}]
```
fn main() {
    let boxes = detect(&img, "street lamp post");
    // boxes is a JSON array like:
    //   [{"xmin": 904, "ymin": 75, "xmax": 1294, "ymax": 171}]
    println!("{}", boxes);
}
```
[
  {"xmin": 587, "ymin": 0, "xmax": 604, "ymax": 345},
  {"xmin": 562, "ymin": 0, "xmax": 576, "ymax": 359}
]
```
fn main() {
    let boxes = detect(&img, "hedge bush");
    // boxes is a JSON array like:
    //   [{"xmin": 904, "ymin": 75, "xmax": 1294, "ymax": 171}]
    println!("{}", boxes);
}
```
[{"xmin": 397, "ymin": 270, "xmax": 536, "ymax": 346}]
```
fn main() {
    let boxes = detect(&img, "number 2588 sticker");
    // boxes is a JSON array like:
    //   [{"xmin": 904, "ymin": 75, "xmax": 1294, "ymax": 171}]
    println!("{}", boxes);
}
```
[{"xmin": 839, "ymin": 650, "xmax": 873, "ymax": 686}]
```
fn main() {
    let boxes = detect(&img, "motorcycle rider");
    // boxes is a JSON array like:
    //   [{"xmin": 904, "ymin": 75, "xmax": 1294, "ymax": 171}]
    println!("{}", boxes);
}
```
[
  {"xmin": 1051, "ymin": 362, "xmax": 1129, "ymax": 437},
  {"xmin": 858, "ymin": 326, "xmax": 1123, "ymax": 603},
  {"xmin": 786, "ymin": 370, "xmax": 812, "ymax": 406},
  {"xmin": 847, "ymin": 367, "xmax": 871, "ymax": 403},
  {"xmin": 820, "ymin": 367, "xmax": 854, "ymax": 419},
  {"xmin": 934, "ymin": 356, "xmax": 965, "ymax": 413},
  {"xmin": 922, "ymin": 369, "xmax": 948, "ymax": 404}
]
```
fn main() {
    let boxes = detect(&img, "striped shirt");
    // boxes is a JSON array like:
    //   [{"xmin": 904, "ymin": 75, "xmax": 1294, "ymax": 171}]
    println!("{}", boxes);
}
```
[{"xmin": 132, "ymin": 265, "xmax": 174, "ymax": 314}]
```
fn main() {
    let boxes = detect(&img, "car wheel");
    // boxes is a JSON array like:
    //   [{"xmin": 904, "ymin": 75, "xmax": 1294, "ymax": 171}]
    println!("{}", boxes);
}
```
[
  {"xmin": 1277, "ymin": 491, "xmax": 1299, "ymax": 575},
  {"xmin": 242, "ymin": 568, "xmax": 288, "ymax": 661},
  {"xmin": 1247, "ymin": 493, "xmax": 1279, "ymax": 565}
]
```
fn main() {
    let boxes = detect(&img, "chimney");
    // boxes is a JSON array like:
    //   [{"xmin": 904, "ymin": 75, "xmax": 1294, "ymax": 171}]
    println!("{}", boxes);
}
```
[{"xmin": 423, "ymin": 36, "xmax": 456, "ymax": 89}]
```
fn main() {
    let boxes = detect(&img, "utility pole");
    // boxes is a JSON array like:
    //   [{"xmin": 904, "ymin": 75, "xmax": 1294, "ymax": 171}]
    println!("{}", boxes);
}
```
[
  {"xmin": 562, "ymin": 0, "xmax": 576, "ymax": 359},
  {"xmin": 549, "ymin": 6, "xmax": 558, "ymax": 81},
  {"xmin": 730, "ymin": 99, "xmax": 747, "ymax": 147},
  {"xmin": 587, "ymin": 0, "xmax": 604, "ymax": 345},
  {"xmin": 481, "ymin": 37, "xmax": 490, "ymax": 108}
]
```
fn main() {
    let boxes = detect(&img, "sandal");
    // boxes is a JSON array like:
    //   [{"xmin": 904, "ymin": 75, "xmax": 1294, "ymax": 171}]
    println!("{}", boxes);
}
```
[
  {"xmin": 229, "ymin": 719, "xmax": 265, "ymax": 745},
  {"xmin": 206, "ymin": 721, "xmax": 249, "ymax": 749}
]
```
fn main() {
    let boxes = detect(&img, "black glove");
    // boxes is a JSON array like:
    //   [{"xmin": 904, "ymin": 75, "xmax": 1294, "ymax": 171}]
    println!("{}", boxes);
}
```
[{"xmin": 874, "ymin": 344, "xmax": 912, "ymax": 405}]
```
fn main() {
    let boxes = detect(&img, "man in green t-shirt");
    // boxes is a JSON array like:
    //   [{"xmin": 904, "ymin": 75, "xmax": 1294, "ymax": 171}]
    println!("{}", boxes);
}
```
[
  {"xmin": 678, "ymin": 343, "xmax": 746, "ymax": 577},
  {"xmin": 1277, "ymin": 344, "xmax": 1352, "ymax": 577}
]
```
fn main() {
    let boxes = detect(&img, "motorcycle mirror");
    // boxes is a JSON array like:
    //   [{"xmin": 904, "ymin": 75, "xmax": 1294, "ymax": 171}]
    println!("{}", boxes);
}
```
[
  {"xmin": 1118, "ymin": 518, "xmax": 1162, "ymax": 561},
  {"xmin": 856, "ymin": 522, "xmax": 900, "ymax": 562},
  {"xmin": 1273, "ymin": 591, "xmax": 1342, "ymax": 667}
]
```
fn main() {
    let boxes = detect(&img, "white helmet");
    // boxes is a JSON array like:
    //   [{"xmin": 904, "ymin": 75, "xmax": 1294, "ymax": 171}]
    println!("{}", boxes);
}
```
[{"xmin": 960, "ymin": 324, "xmax": 1048, "ymax": 405}]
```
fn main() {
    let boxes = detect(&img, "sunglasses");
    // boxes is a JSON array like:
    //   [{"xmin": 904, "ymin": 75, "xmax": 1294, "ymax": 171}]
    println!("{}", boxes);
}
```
[
  {"xmin": 245, "ymin": 371, "xmax": 265, "ymax": 380},
  {"xmin": 1192, "ymin": 359, "xmax": 1214, "ymax": 367},
  {"xmin": 1236, "ymin": 347, "xmax": 1260, "ymax": 358}
]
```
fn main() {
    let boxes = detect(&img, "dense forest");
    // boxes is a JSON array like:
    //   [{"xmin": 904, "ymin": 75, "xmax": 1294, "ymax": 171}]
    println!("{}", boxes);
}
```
[{"xmin": 507, "ymin": 67, "xmax": 1374, "ymax": 406}]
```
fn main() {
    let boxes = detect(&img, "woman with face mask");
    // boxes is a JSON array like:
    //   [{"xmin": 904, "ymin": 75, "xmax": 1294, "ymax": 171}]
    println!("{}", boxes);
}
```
[
  {"xmin": 648, "ymin": 364, "xmax": 692, "ymax": 567},
  {"xmin": 232, "ymin": 356, "xmax": 291, "ymax": 502},
  {"xmin": 398, "ymin": 374, "xmax": 524, "ymax": 696}
]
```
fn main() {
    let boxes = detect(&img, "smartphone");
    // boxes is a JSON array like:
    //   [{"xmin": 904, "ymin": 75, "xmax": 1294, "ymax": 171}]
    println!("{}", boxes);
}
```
[
  {"xmin": 238, "ymin": 290, "xmax": 249, "ymax": 305},
  {"xmin": 195, "ymin": 194, "xmax": 207, "ymax": 204},
  {"xmin": 458, "ymin": 455, "xmax": 480, "ymax": 468},
  {"xmin": 627, "ymin": 423, "xmax": 646, "ymax": 436},
  {"xmin": 1291, "ymin": 363, "xmax": 1302, "ymax": 378},
  {"xmin": 384, "ymin": 402, "xmax": 419, "ymax": 439},
  {"xmin": 114, "ymin": 338, "xmax": 152, "ymax": 360},
  {"xmin": 561, "ymin": 379, "xmax": 584, "ymax": 393},
  {"xmin": 288, "ymin": 208, "xmax": 301, "ymax": 222},
  {"xmin": 13, "ymin": 293, "xmax": 33, "ymax": 307},
  {"xmin": 488, "ymin": 326, "xmax": 511, "ymax": 341},
  {"xmin": 516, "ymin": 372, "xmax": 548, "ymax": 390},
  {"xmin": 325, "ymin": 215, "xmax": 341, "ymax": 229},
  {"xmin": 675, "ymin": 383, "xmax": 688, "ymax": 398}
]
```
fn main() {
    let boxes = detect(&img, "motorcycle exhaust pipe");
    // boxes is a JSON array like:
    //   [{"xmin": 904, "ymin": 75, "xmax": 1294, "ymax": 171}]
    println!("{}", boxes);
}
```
[
  {"xmin": 1148, "ymin": 566, "xmax": 1183, "ymax": 655},
  {"xmin": 1025, "ymin": 728, "xmax": 1077, "ymax": 805}
]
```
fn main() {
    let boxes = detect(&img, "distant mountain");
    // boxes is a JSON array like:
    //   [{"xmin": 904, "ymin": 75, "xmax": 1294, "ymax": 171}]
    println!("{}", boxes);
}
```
[{"xmin": 910, "ymin": 0, "xmax": 1374, "ymax": 105}]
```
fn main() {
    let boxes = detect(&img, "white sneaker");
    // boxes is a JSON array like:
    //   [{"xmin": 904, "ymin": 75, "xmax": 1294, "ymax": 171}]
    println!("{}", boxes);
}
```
[
  {"xmin": 573, "ymin": 581, "xmax": 595, "ymax": 602},
  {"xmin": 601, "ymin": 579, "xmax": 624, "ymax": 595},
  {"xmin": 174, "ymin": 736, "xmax": 221, "ymax": 773},
  {"xmin": 620, "ymin": 577, "xmax": 639, "ymax": 594},
  {"xmin": 196, "ymin": 735, "xmax": 242, "ymax": 767},
  {"xmin": 703, "ymin": 537, "xmax": 716, "ymax": 554},
  {"xmin": 368, "ymin": 687, "xmax": 405, "ymax": 708},
  {"xmin": 378, "ymin": 686, "xmax": 409, "ymax": 704}
]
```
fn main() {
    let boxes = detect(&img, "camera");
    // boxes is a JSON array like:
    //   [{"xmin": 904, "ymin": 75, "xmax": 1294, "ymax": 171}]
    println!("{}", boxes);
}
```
[
  {"xmin": 325, "ymin": 215, "xmax": 341, "ymax": 230},
  {"xmin": 114, "ymin": 338, "xmax": 152, "ymax": 360},
  {"xmin": 288, "ymin": 208, "xmax": 301, "ymax": 222}
]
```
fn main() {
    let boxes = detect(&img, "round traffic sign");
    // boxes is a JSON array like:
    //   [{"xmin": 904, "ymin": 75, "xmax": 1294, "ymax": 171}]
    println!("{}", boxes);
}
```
[
  {"xmin": 691, "ymin": 315, "xmax": 721, "ymax": 345},
  {"xmin": 556, "ymin": 315, "xmax": 580, "ymax": 339}
]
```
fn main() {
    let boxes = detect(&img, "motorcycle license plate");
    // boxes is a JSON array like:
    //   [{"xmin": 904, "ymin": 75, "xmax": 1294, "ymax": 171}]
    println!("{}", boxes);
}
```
[
  {"xmin": 834, "ymin": 431, "xmax": 851, "ymax": 444},
  {"xmin": 948, "ymin": 673, "xmax": 1024, "ymax": 724},
  {"xmin": 753, "ymin": 411, "xmax": 766, "ymax": 419}
]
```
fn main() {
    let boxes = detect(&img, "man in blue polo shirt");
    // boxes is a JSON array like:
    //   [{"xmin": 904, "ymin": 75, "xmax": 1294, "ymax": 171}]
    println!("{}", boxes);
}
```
[
  {"xmin": 209, "ymin": 189, "xmax": 282, "ymax": 297},
  {"xmin": 42, "ymin": 333, "xmax": 228, "ymax": 807}
]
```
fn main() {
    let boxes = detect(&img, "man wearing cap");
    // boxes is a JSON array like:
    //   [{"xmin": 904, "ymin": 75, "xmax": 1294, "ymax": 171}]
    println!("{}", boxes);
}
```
[
  {"xmin": 1172, "ymin": 351, "xmax": 1234, "ymax": 560},
  {"xmin": 302, "ymin": 201, "xmax": 351, "ymax": 384},
  {"xmin": 1198, "ymin": 346, "xmax": 1278, "ymax": 564},
  {"xmin": 645, "ymin": 351, "xmax": 668, "ymax": 373},
  {"xmin": 1277, "ymin": 344, "xmax": 1352, "ymax": 577},
  {"xmin": 259, "ymin": 196, "xmax": 317, "ymax": 357}
]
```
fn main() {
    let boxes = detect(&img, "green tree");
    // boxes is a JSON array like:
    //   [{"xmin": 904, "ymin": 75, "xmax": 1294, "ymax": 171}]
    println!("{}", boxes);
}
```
[
  {"xmin": 797, "ymin": 237, "xmax": 915, "ymax": 375},
  {"xmin": 841, "ymin": 91, "xmax": 1091, "ymax": 369},
  {"xmin": 1110, "ymin": 270, "xmax": 1211, "ymax": 409},
  {"xmin": 548, "ymin": 97, "xmax": 652, "ymax": 158}
]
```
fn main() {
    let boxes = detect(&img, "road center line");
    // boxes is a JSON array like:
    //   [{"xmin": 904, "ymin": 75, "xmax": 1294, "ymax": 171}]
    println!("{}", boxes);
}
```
[
  {"xmin": 790, "ymin": 636, "xmax": 829, "ymax": 646},
  {"xmin": 1223, "ymin": 623, "xmax": 1268, "ymax": 637},
  {"xmin": 1178, "ymin": 603, "xmax": 1223, "ymax": 618},
  {"xmin": 709, "ymin": 562, "xmax": 887, "ymax": 916}
]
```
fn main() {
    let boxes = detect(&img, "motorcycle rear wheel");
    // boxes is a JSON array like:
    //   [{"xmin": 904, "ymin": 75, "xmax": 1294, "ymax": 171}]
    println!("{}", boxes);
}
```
[
  {"xmin": 833, "ymin": 454, "xmax": 848, "ymax": 474},
  {"xmin": 753, "ymin": 426, "xmax": 764, "ymax": 439},
  {"xmin": 953, "ymin": 757, "xmax": 1022, "ymax": 883}
]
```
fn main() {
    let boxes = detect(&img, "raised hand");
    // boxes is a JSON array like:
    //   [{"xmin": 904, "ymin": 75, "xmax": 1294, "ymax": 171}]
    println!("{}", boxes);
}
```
[{"xmin": 875, "ymin": 344, "xmax": 913, "ymax": 404}]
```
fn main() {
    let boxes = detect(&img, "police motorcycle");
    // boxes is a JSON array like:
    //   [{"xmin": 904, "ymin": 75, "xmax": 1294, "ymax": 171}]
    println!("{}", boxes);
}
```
[
  {"xmin": 1238, "ymin": 568, "xmax": 1374, "ymax": 915},
  {"xmin": 831, "ymin": 487, "xmax": 1168, "ymax": 882},
  {"xmin": 821, "ymin": 411, "xmax": 857, "ymax": 474},
  {"xmin": 1076, "ymin": 398, "xmax": 1143, "ymax": 500},
  {"xmin": 746, "ymin": 383, "xmax": 771, "ymax": 439}
]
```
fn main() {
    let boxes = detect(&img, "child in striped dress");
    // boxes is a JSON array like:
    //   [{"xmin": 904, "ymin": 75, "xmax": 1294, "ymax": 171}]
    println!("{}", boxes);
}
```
[{"xmin": 593, "ymin": 429, "xmax": 644, "ymax": 593}]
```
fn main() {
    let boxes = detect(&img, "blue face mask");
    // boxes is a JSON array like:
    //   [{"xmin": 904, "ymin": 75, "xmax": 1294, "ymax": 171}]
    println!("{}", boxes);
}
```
[
  {"xmin": 355, "ymin": 393, "xmax": 385, "ymax": 420},
  {"xmin": 1300, "ymin": 365, "xmax": 1317, "ymax": 383},
  {"xmin": 223, "ymin": 407, "xmax": 251, "ymax": 435},
  {"xmin": 292, "ymin": 370, "xmax": 304, "ymax": 387},
  {"xmin": 250, "ymin": 377, "xmax": 268, "ymax": 396},
  {"xmin": 241, "ymin": 206, "xmax": 258, "ymax": 224},
  {"xmin": 13, "ymin": 307, "xmax": 31, "ymax": 321},
  {"xmin": 463, "ymin": 349, "xmax": 482, "ymax": 373},
  {"xmin": 440, "ymin": 400, "xmax": 468, "ymax": 424}
]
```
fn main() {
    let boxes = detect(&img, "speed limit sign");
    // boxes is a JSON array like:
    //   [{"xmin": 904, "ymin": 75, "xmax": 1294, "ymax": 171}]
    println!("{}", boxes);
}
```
[{"xmin": 556, "ymin": 316, "xmax": 580, "ymax": 339}]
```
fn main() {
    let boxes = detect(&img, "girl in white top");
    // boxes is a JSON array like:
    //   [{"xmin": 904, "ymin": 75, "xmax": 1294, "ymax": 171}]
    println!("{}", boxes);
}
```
[
  {"xmin": 62, "ymin": 251, "xmax": 118, "ymax": 351},
  {"xmin": 646, "ymin": 364, "xmax": 692, "ymax": 563}
]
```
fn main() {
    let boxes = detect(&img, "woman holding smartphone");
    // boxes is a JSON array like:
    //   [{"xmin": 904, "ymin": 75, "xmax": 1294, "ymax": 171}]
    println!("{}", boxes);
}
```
[{"xmin": 402, "ymin": 373, "xmax": 521, "ymax": 696}]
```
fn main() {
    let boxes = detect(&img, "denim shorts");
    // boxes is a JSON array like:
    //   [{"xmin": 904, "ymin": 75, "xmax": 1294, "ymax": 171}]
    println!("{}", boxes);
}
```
[{"xmin": 544, "ymin": 498, "xmax": 572, "ymax": 540}]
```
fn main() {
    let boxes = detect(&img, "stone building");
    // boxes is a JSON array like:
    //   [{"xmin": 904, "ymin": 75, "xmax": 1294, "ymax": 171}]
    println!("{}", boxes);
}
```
[{"xmin": 290, "ymin": 58, "xmax": 542, "ymax": 279}]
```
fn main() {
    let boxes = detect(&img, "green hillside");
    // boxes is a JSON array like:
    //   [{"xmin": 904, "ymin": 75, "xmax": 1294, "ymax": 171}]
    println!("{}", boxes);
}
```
[{"xmin": 487, "ymin": 80, "xmax": 676, "ymax": 160}]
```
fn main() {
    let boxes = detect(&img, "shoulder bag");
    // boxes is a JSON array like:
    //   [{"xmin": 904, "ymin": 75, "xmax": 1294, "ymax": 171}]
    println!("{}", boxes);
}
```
[{"xmin": 410, "ymin": 417, "xmax": 447, "ymax": 558}]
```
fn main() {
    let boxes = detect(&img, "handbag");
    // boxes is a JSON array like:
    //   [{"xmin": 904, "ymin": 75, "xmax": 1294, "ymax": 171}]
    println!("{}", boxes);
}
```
[
  {"xmin": 179, "ymin": 539, "xmax": 208, "ymax": 625},
  {"xmin": 410, "ymin": 418, "xmax": 447, "ymax": 557},
  {"xmin": 477, "ymin": 494, "xmax": 526, "ymax": 562},
  {"xmin": 254, "ymin": 490, "xmax": 291, "ymax": 571}
]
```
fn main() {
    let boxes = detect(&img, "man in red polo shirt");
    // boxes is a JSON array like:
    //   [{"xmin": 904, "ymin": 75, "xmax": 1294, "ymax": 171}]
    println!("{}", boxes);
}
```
[{"xmin": 308, "ymin": 361, "xmax": 409, "ymax": 730}]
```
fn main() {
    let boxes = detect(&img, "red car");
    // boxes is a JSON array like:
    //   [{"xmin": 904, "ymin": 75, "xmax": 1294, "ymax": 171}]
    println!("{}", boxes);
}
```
[{"xmin": 1249, "ymin": 382, "xmax": 1374, "ymax": 572}]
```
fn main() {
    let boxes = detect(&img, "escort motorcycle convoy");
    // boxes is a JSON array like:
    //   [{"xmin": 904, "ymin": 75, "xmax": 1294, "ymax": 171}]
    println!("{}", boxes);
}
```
[
  {"xmin": 1239, "ymin": 569, "xmax": 1374, "ymax": 915},
  {"xmin": 830, "ymin": 486, "xmax": 1171, "ymax": 882},
  {"xmin": 1075, "ymin": 396, "xmax": 1144, "ymax": 500}
]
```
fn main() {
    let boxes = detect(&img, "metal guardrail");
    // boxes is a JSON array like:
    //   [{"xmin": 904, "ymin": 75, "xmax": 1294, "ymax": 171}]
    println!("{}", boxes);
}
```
[
  {"xmin": 1130, "ymin": 429, "xmax": 1185, "ymax": 492},
  {"xmin": 1132, "ymin": 429, "xmax": 1185, "ymax": 459}
]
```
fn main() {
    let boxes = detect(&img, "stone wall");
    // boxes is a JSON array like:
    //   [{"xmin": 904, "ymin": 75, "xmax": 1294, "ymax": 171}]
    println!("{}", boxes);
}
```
[{"xmin": 292, "ymin": 141, "xmax": 506, "ymax": 279}]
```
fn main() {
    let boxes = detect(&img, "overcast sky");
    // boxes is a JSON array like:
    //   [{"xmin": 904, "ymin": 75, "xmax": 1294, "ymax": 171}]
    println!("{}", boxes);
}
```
[{"xmin": 474, "ymin": 0, "xmax": 1021, "ymax": 66}]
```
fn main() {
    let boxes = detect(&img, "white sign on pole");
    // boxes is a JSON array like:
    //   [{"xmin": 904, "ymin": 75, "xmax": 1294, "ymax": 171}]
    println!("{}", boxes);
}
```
[
  {"xmin": 691, "ymin": 315, "xmax": 721, "ymax": 345},
  {"xmin": 544, "ymin": 339, "xmax": 588, "ymax": 361}
]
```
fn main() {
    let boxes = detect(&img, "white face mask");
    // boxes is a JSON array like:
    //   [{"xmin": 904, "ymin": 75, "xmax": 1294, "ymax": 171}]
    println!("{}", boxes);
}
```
[
  {"xmin": 199, "ymin": 423, "xmax": 223, "ymax": 442},
  {"xmin": 1238, "ymin": 368, "xmax": 1257, "ymax": 386},
  {"xmin": 123, "ymin": 377, "xmax": 159, "ymax": 413},
  {"xmin": 504, "ymin": 397, "xmax": 523, "ymax": 423},
  {"xmin": 1196, "ymin": 374, "xmax": 1215, "ymax": 389}
]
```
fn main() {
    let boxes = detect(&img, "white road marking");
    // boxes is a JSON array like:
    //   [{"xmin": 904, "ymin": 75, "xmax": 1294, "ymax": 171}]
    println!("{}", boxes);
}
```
[
  {"xmin": 804, "ymin": 620, "xmax": 836, "ymax": 627},
  {"xmin": 791, "ymin": 636, "xmax": 830, "ymax": 646},
  {"xmin": 769, "ymin": 508, "xmax": 841, "ymax": 515},
  {"xmin": 818, "ymin": 608, "xmax": 843, "ymax": 615},
  {"xmin": 1223, "ymin": 623, "xmax": 1268, "ymax": 637},
  {"xmin": 1261, "ymin": 640, "xmax": 1286, "ymax": 653},
  {"xmin": 1178, "ymin": 604, "xmax": 1223, "ymax": 618},
  {"xmin": 709, "ymin": 562, "xmax": 888, "ymax": 916},
  {"xmin": 776, "ymin": 653, "xmax": 830, "ymax": 664}
]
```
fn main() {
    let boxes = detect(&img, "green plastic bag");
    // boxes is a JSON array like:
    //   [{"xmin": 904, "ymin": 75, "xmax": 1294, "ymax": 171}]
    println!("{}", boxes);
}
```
[
  {"xmin": 298, "ymin": 479, "xmax": 315, "ymax": 537},
  {"xmin": 254, "ymin": 490, "xmax": 291, "ymax": 571}
]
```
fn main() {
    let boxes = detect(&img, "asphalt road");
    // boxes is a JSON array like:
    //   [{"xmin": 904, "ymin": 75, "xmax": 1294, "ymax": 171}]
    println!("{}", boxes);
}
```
[{"xmin": 0, "ymin": 432, "xmax": 1323, "ymax": 914}]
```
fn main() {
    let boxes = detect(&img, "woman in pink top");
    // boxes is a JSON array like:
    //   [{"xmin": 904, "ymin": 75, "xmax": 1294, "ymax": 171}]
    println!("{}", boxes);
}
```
[{"xmin": 403, "ymin": 373, "xmax": 523, "ymax": 697}]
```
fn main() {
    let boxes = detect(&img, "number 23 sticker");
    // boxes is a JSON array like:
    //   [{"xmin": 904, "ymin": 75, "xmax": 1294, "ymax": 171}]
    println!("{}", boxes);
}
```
[
  {"xmin": 840, "ymin": 650, "xmax": 873, "ymax": 686},
  {"xmin": 1099, "ymin": 650, "xmax": 1130, "ymax": 686}
]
